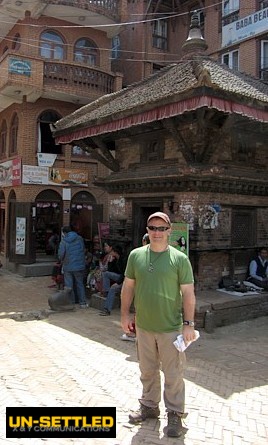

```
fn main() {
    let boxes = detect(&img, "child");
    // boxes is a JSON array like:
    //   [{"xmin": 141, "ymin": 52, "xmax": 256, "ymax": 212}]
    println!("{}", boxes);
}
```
[{"xmin": 48, "ymin": 261, "xmax": 64, "ymax": 290}]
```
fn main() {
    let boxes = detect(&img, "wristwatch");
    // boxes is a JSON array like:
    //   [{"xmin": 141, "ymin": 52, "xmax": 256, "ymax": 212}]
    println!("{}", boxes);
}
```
[{"xmin": 183, "ymin": 320, "xmax": 195, "ymax": 327}]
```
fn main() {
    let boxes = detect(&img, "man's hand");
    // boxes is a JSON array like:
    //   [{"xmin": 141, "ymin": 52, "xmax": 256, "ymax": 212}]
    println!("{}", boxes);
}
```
[
  {"xmin": 182, "ymin": 325, "xmax": 196, "ymax": 344},
  {"xmin": 121, "ymin": 313, "xmax": 135, "ymax": 334}
]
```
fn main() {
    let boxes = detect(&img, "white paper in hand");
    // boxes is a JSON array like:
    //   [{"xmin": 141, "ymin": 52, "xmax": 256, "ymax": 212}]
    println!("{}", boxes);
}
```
[{"xmin": 173, "ymin": 330, "xmax": 200, "ymax": 352}]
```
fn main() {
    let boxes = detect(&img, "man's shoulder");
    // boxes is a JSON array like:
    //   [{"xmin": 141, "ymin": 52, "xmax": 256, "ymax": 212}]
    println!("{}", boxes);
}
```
[
  {"xmin": 130, "ymin": 246, "xmax": 147, "ymax": 254},
  {"xmin": 128, "ymin": 246, "xmax": 146, "ymax": 259}
]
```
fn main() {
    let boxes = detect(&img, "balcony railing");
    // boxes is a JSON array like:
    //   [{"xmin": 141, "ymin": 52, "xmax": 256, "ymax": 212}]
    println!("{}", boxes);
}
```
[
  {"xmin": 44, "ymin": 62, "xmax": 115, "ymax": 94},
  {"xmin": 43, "ymin": 0, "xmax": 119, "ymax": 20}
]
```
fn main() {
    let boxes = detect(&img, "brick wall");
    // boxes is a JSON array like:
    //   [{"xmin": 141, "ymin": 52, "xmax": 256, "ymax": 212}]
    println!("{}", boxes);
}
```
[{"xmin": 0, "ymin": 16, "xmax": 113, "ymax": 72}]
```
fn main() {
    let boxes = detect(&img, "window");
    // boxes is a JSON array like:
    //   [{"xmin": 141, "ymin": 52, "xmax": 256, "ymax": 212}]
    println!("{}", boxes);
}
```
[
  {"xmin": 259, "ymin": 1, "xmax": 268, "ymax": 9},
  {"xmin": 152, "ymin": 19, "xmax": 168, "ymax": 51},
  {"xmin": 231, "ymin": 208, "xmax": 256, "ymax": 247},
  {"xmin": 222, "ymin": 0, "xmax": 239, "ymax": 17},
  {"xmin": 0, "ymin": 120, "xmax": 7, "ymax": 158},
  {"xmin": 72, "ymin": 145, "xmax": 91, "ymax": 157},
  {"xmin": 40, "ymin": 31, "xmax": 65, "ymax": 60},
  {"xmin": 222, "ymin": 0, "xmax": 239, "ymax": 25},
  {"xmin": 152, "ymin": 64, "xmax": 164, "ymax": 73},
  {"xmin": 111, "ymin": 35, "xmax": 120, "ymax": 60},
  {"xmin": 197, "ymin": 10, "xmax": 205, "ymax": 29},
  {"xmin": 74, "ymin": 38, "xmax": 98, "ymax": 65},
  {"xmin": 222, "ymin": 49, "xmax": 239, "ymax": 70},
  {"xmin": 12, "ymin": 33, "xmax": 21, "ymax": 50},
  {"xmin": 38, "ymin": 111, "xmax": 62, "ymax": 155},
  {"xmin": 9, "ymin": 114, "xmax": 18, "ymax": 155},
  {"xmin": 260, "ymin": 40, "xmax": 268, "ymax": 80}
]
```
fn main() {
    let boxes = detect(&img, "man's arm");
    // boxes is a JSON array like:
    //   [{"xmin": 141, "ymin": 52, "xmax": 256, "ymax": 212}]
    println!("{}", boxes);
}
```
[
  {"xmin": 58, "ymin": 241, "xmax": 66, "ymax": 263},
  {"xmin": 121, "ymin": 277, "xmax": 135, "ymax": 333},
  {"xmin": 181, "ymin": 283, "xmax": 196, "ymax": 343},
  {"xmin": 249, "ymin": 259, "xmax": 259, "ymax": 279}
]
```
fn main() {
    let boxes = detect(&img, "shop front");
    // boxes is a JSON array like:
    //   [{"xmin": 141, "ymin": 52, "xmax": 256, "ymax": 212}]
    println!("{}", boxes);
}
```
[
  {"xmin": 70, "ymin": 191, "xmax": 103, "ymax": 248},
  {"xmin": 35, "ymin": 189, "xmax": 62, "ymax": 255}
]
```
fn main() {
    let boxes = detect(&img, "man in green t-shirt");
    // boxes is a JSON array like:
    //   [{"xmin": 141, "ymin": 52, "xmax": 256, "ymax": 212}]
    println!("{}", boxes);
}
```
[{"xmin": 121, "ymin": 212, "xmax": 196, "ymax": 438}]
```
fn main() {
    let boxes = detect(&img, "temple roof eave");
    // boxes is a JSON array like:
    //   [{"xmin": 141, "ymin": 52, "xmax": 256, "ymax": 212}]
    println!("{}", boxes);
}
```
[
  {"xmin": 55, "ymin": 92, "xmax": 268, "ymax": 145},
  {"xmin": 93, "ymin": 173, "xmax": 268, "ymax": 196}
]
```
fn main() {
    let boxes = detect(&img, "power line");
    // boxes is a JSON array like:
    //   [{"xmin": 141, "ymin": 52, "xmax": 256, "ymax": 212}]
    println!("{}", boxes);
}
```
[{"xmin": 0, "ymin": 34, "xmax": 185, "ymax": 58}]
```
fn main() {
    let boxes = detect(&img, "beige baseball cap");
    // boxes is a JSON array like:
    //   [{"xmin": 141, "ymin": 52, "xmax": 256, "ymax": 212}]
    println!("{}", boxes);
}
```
[{"xmin": 147, "ymin": 212, "xmax": 171, "ymax": 226}]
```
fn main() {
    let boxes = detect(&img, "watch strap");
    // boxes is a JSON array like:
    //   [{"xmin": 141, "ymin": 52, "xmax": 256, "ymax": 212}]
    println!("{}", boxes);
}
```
[{"xmin": 183, "ymin": 320, "xmax": 195, "ymax": 327}]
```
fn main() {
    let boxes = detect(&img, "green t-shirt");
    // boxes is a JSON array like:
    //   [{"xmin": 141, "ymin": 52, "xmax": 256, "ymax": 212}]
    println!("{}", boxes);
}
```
[{"xmin": 125, "ymin": 245, "xmax": 194, "ymax": 333}]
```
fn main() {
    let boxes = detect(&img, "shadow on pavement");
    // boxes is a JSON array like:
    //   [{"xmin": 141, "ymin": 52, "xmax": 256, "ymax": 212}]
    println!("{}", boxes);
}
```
[{"xmin": 1, "ymin": 272, "xmax": 267, "ymax": 400}]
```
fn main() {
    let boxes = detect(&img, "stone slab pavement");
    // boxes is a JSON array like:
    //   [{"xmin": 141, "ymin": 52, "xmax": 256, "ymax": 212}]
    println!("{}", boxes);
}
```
[{"xmin": 0, "ymin": 269, "xmax": 267, "ymax": 445}]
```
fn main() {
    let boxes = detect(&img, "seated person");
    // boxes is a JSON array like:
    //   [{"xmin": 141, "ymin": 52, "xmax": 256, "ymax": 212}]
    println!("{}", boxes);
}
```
[
  {"xmin": 247, "ymin": 247, "xmax": 268, "ymax": 290},
  {"xmin": 99, "ymin": 241, "xmax": 115, "ymax": 272},
  {"xmin": 47, "ymin": 229, "xmax": 60, "ymax": 255},
  {"xmin": 86, "ymin": 241, "xmax": 113, "ymax": 291},
  {"xmin": 99, "ymin": 244, "xmax": 126, "ymax": 316}
]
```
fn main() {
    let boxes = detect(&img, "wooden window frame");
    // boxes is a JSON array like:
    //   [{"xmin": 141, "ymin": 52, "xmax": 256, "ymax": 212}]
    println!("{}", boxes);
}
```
[
  {"xmin": 40, "ymin": 31, "xmax": 65, "ymax": 61},
  {"xmin": 9, "ymin": 114, "xmax": 18, "ymax": 156},
  {"xmin": 152, "ymin": 19, "xmax": 168, "ymax": 51},
  {"xmin": 0, "ymin": 120, "xmax": 7, "ymax": 158}
]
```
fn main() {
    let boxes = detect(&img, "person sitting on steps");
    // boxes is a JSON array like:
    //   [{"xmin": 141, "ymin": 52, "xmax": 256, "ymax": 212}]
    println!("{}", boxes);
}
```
[
  {"xmin": 247, "ymin": 247, "xmax": 268, "ymax": 290},
  {"xmin": 99, "ymin": 244, "xmax": 126, "ymax": 316},
  {"xmin": 86, "ymin": 241, "xmax": 114, "ymax": 292}
]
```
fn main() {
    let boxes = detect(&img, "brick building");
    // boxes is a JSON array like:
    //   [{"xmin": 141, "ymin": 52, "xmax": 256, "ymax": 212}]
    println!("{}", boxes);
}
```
[
  {"xmin": 53, "ymin": 12, "xmax": 268, "ymax": 290},
  {"xmin": 0, "ymin": 0, "xmax": 124, "ymax": 266},
  {"xmin": 1, "ymin": 1, "xmax": 268, "ymax": 284},
  {"xmin": 113, "ymin": 1, "xmax": 268, "ymax": 86}
]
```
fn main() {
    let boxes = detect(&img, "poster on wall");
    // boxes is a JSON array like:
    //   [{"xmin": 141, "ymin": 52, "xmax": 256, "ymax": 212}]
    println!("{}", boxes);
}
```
[
  {"xmin": 15, "ymin": 217, "xmax": 26, "ymax": 255},
  {"xmin": 169, "ymin": 222, "xmax": 189, "ymax": 256},
  {"xmin": 37, "ymin": 153, "xmax": 57, "ymax": 167},
  {"xmin": 22, "ymin": 165, "xmax": 48, "ymax": 184},
  {"xmin": 98, "ymin": 223, "xmax": 110, "ymax": 246},
  {"xmin": 48, "ymin": 168, "xmax": 88, "ymax": 186},
  {"xmin": 22, "ymin": 165, "xmax": 88, "ymax": 186},
  {"xmin": 0, "ymin": 158, "xmax": 21, "ymax": 187}
]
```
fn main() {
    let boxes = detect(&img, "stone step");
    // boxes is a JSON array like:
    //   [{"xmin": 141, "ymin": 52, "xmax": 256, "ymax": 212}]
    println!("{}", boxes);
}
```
[
  {"xmin": 7, "ymin": 261, "xmax": 55, "ymax": 277},
  {"xmin": 89, "ymin": 292, "xmax": 121, "ymax": 311}
]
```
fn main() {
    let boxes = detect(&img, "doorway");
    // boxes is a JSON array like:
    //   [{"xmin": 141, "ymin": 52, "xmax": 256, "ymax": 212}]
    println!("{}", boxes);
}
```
[
  {"xmin": 70, "ymin": 191, "xmax": 103, "ymax": 246},
  {"xmin": 132, "ymin": 199, "xmax": 163, "ymax": 247},
  {"xmin": 35, "ymin": 189, "xmax": 62, "ymax": 255}
]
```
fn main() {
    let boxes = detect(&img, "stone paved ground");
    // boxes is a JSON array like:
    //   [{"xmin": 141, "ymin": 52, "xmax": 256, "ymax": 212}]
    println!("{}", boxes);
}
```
[{"xmin": 0, "ymin": 269, "xmax": 267, "ymax": 445}]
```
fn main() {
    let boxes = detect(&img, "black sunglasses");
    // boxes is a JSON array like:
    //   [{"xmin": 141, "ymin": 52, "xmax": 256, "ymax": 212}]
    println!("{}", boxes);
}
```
[{"xmin": 147, "ymin": 226, "xmax": 170, "ymax": 232}]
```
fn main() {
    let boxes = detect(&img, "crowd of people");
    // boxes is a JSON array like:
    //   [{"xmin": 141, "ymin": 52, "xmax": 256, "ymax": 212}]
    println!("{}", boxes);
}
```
[{"xmin": 49, "ymin": 226, "xmax": 130, "ymax": 313}]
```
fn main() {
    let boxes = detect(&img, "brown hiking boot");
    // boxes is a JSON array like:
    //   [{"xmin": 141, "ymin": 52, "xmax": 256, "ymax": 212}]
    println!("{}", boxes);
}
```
[
  {"xmin": 129, "ymin": 404, "xmax": 160, "ymax": 424},
  {"xmin": 167, "ymin": 411, "xmax": 183, "ymax": 437}
]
